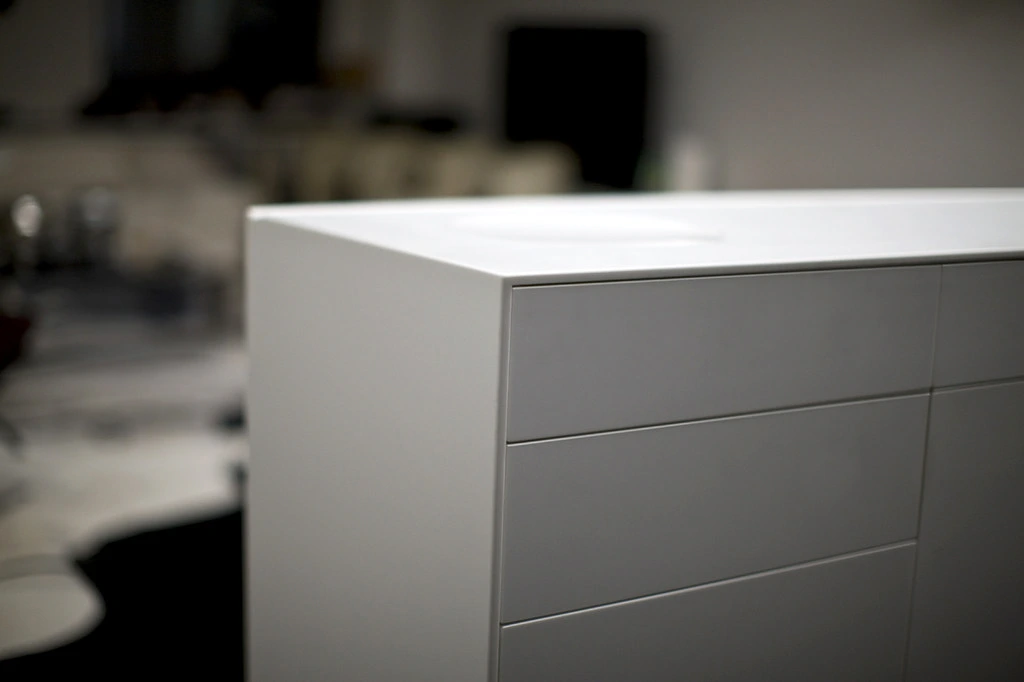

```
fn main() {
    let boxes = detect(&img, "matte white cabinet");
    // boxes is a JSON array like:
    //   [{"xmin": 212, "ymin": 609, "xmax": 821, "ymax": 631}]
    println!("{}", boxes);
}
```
[
  {"xmin": 932, "ymin": 261, "xmax": 1024, "ymax": 386},
  {"xmin": 501, "ymin": 544, "xmax": 917, "ymax": 682},
  {"xmin": 247, "ymin": 192, "xmax": 1024, "ymax": 681},
  {"xmin": 906, "ymin": 381, "xmax": 1024, "ymax": 681},
  {"xmin": 501, "ymin": 396, "xmax": 928, "ymax": 622},
  {"xmin": 507, "ymin": 268, "xmax": 938, "ymax": 441}
]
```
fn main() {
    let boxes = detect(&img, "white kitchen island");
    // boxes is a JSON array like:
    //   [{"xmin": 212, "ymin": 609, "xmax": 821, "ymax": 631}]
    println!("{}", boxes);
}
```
[{"xmin": 248, "ymin": 190, "xmax": 1024, "ymax": 682}]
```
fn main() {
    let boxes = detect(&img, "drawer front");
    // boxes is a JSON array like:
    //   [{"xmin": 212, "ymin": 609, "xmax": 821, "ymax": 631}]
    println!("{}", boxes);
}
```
[
  {"xmin": 499, "ymin": 543, "xmax": 916, "ymax": 682},
  {"xmin": 506, "ymin": 266, "xmax": 939, "ymax": 441},
  {"xmin": 906, "ymin": 381, "xmax": 1024, "ymax": 682},
  {"xmin": 933, "ymin": 261, "xmax": 1024, "ymax": 387},
  {"xmin": 500, "ymin": 395, "xmax": 928, "ymax": 622}
]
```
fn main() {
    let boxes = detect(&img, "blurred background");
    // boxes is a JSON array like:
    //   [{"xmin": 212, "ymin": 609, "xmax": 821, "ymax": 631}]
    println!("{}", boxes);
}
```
[{"xmin": 0, "ymin": 0, "xmax": 1022, "ymax": 679}]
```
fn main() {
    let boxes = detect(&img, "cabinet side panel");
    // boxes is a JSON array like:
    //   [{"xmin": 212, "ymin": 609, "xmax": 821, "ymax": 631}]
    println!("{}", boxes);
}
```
[{"xmin": 247, "ymin": 221, "xmax": 505, "ymax": 682}]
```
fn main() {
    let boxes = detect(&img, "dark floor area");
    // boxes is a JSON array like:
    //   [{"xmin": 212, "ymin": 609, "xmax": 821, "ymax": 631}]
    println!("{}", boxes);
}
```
[{"xmin": 0, "ymin": 509, "xmax": 245, "ymax": 681}]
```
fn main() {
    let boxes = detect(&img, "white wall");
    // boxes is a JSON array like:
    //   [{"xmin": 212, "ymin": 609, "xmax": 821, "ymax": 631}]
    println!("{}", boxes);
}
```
[
  {"xmin": 378, "ymin": 0, "xmax": 447, "ymax": 108},
  {"xmin": 683, "ymin": 0, "xmax": 1024, "ymax": 188},
  {"xmin": 424, "ymin": 0, "xmax": 1024, "ymax": 188},
  {"xmin": 322, "ymin": 0, "xmax": 458, "ymax": 109},
  {"xmin": 320, "ymin": 0, "xmax": 390, "ymax": 70},
  {"xmin": 0, "ymin": 0, "xmax": 105, "ymax": 119}
]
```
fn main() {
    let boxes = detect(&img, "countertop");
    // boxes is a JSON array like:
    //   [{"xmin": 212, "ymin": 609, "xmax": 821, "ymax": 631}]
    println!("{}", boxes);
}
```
[{"xmin": 251, "ymin": 189, "xmax": 1024, "ymax": 283}]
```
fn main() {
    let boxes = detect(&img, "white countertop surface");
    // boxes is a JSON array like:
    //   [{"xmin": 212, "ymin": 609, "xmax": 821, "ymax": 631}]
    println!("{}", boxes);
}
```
[{"xmin": 251, "ymin": 190, "xmax": 1024, "ymax": 283}]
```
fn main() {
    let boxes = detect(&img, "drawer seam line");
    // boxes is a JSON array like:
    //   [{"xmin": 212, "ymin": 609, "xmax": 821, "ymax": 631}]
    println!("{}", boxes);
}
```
[
  {"xmin": 932, "ymin": 373, "xmax": 1024, "ymax": 392},
  {"xmin": 501, "ymin": 539, "xmax": 918, "ymax": 627},
  {"xmin": 507, "ymin": 391, "xmax": 931, "ymax": 446}
]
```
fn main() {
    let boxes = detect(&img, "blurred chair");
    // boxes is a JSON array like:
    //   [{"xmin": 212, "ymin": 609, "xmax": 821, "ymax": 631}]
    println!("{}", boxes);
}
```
[
  {"xmin": 412, "ymin": 136, "xmax": 496, "ymax": 198},
  {"xmin": 294, "ymin": 126, "xmax": 359, "ymax": 203},
  {"xmin": 483, "ymin": 143, "xmax": 579, "ymax": 196},
  {"xmin": 248, "ymin": 125, "xmax": 583, "ymax": 203},
  {"xmin": 251, "ymin": 129, "xmax": 302, "ymax": 202},
  {"xmin": 346, "ymin": 129, "xmax": 425, "ymax": 200},
  {"xmin": 0, "ymin": 134, "xmax": 126, "ymax": 193},
  {"xmin": 126, "ymin": 134, "xmax": 222, "ymax": 188},
  {"xmin": 116, "ymin": 181, "xmax": 255, "ymax": 273}
]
